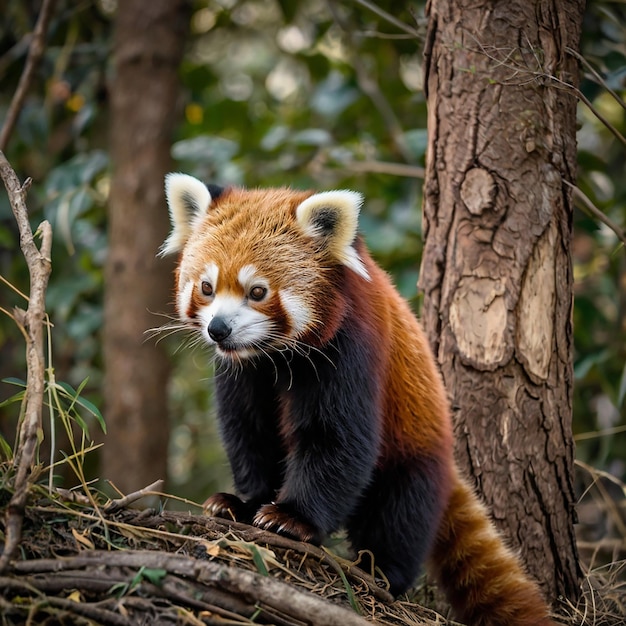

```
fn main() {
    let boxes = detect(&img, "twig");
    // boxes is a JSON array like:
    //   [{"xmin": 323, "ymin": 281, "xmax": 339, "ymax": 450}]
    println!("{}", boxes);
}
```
[
  {"xmin": 461, "ymin": 33, "xmax": 626, "ymax": 150},
  {"xmin": 351, "ymin": 0, "xmax": 420, "ymax": 38},
  {"xmin": 104, "ymin": 479, "xmax": 165, "ymax": 513},
  {"xmin": 0, "ymin": 152, "xmax": 53, "ymax": 573},
  {"xmin": 327, "ymin": 2, "xmax": 415, "ymax": 164},
  {"xmin": 0, "ymin": 0, "xmax": 57, "ymax": 152},
  {"xmin": 342, "ymin": 160, "xmax": 425, "ymax": 179},
  {"xmin": 564, "ymin": 180, "xmax": 626, "ymax": 248},
  {"xmin": 0, "ymin": 11, "xmax": 57, "ymax": 566},
  {"xmin": 565, "ymin": 46, "xmax": 626, "ymax": 112}
]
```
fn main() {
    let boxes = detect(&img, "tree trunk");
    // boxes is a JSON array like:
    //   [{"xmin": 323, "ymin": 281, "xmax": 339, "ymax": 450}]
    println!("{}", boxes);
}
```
[
  {"xmin": 420, "ymin": 0, "xmax": 583, "ymax": 601},
  {"xmin": 102, "ymin": 0, "xmax": 188, "ymax": 493}
]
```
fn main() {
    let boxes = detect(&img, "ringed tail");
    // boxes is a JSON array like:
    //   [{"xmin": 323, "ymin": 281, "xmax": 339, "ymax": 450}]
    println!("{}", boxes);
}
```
[{"xmin": 429, "ymin": 467, "xmax": 558, "ymax": 626}]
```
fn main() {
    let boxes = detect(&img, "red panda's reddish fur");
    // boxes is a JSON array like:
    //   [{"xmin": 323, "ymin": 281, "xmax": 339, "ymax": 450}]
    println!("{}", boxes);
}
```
[{"xmin": 164, "ymin": 178, "xmax": 559, "ymax": 626}]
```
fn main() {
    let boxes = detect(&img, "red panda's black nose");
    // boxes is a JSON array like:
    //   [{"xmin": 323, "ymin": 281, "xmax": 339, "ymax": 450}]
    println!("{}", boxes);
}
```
[{"xmin": 208, "ymin": 317, "xmax": 232, "ymax": 342}]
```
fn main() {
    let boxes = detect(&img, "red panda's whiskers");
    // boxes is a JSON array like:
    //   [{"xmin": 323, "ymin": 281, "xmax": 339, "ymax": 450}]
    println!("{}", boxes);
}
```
[{"xmin": 145, "ymin": 322, "xmax": 192, "ymax": 345}]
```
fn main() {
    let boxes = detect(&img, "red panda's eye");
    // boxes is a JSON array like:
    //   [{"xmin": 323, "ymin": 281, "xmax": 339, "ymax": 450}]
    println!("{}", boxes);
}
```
[
  {"xmin": 201, "ymin": 281, "xmax": 213, "ymax": 297},
  {"xmin": 249, "ymin": 286, "xmax": 267, "ymax": 301}
]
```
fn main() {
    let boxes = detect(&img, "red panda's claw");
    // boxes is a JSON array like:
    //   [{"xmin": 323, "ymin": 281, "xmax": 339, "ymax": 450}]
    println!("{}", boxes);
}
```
[
  {"xmin": 253, "ymin": 503, "xmax": 321, "ymax": 545},
  {"xmin": 203, "ymin": 492, "xmax": 247, "ymax": 522}
]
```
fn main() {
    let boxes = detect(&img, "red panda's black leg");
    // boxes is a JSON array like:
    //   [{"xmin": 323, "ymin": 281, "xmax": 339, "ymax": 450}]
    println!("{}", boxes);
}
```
[
  {"xmin": 254, "ymin": 325, "xmax": 383, "ymax": 543},
  {"xmin": 346, "ymin": 458, "xmax": 451, "ymax": 596},
  {"xmin": 209, "ymin": 361, "xmax": 286, "ymax": 521}
]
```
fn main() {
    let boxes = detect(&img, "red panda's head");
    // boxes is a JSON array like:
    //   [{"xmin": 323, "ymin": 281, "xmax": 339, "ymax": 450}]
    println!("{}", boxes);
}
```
[{"xmin": 161, "ymin": 173, "xmax": 370, "ymax": 360}]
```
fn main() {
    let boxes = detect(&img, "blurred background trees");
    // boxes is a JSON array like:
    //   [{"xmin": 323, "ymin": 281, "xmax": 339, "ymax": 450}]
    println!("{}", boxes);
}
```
[
  {"xmin": 102, "ymin": 0, "xmax": 188, "ymax": 495},
  {"xmin": 0, "ymin": 0, "xmax": 624, "ymax": 546}
]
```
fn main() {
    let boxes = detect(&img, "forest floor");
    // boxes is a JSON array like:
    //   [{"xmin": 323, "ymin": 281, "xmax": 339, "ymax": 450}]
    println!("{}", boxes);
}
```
[{"xmin": 0, "ymin": 465, "xmax": 625, "ymax": 626}]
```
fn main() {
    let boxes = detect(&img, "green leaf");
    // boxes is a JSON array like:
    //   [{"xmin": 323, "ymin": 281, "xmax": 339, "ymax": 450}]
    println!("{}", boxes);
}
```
[
  {"xmin": 73, "ymin": 395, "xmax": 106, "ymax": 434},
  {"xmin": 140, "ymin": 568, "xmax": 167, "ymax": 586},
  {"xmin": 108, "ymin": 581, "xmax": 129, "ymax": 599},
  {"xmin": 0, "ymin": 433, "xmax": 13, "ymax": 461},
  {"xmin": 56, "ymin": 381, "xmax": 77, "ymax": 397},
  {"xmin": 336, "ymin": 566, "xmax": 360, "ymax": 614},
  {"xmin": 0, "ymin": 390, "xmax": 25, "ymax": 408},
  {"xmin": 68, "ymin": 410, "xmax": 90, "ymax": 437},
  {"xmin": 2, "ymin": 377, "xmax": 26, "ymax": 387},
  {"xmin": 249, "ymin": 544, "xmax": 269, "ymax": 577}
]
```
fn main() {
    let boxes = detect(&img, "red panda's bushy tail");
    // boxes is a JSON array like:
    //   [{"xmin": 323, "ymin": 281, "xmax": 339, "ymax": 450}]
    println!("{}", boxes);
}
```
[{"xmin": 429, "ymin": 467, "xmax": 558, "ymax": 626}]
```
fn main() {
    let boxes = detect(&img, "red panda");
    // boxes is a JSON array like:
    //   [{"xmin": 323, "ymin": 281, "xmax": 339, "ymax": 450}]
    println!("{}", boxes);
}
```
[{"xmin": 161, "ymin": 173, "xmax": 558, "ymax": 626}]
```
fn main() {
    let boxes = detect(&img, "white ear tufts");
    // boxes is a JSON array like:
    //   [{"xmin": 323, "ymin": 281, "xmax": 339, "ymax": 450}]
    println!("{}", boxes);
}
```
[
  {"xmin": 160, "ymin": 173, "xmax": 212, "ymax": 256},
  {"xmin": 343, "ymin": 246, "xmax": 371, "ymax": 281},
  {"xmin": 296, "ymin": 190, "xmax": 370, "ymax": 280}
]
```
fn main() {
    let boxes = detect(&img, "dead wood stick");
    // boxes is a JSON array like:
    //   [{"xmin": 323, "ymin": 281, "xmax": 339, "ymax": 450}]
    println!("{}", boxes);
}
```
[
  {"xmin": 13, "ymin": 550, "xmax": 372, "ymax": 626},
  {"xmin": 0, "ymin": 152, "xmax": 53, "ymax": 573},
  {"xmin": 104, "ymin": 479, "xmax": 165, "ymax": 513},
  {"xmin": 0, "ymin": 576, "xmax": 132, "ymax": 626},
  {"xmin": 152, "ymin": 509, "xmax": 395, "ymax": 604}
]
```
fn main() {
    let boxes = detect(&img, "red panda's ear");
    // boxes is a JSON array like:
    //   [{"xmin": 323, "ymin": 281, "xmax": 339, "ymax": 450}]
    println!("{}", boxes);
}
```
[
  {"xmin": 295, "ymin": 190, "xmax": 370, "ymax": 280},
  {"xmin": 160, "ymin": 173, "xmax": 215, "ymax": 256}
]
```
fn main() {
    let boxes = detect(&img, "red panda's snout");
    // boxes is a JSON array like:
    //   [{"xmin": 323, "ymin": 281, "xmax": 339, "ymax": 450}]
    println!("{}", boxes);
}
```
[
  {"xmin": 207, "ymin": 316, "xmax": 232, "ymax": 342},
  {"xmin": 177, "ymin": 264, "xmax": 316, "ymax": 361}
]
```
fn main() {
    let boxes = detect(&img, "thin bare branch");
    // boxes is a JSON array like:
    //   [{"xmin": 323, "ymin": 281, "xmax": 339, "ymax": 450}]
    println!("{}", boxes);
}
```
[
  {"xmin": 0, "ymin": 150, "xmax": 53, "ymax": 572},
  {"xmin": 104, "ymin": 479, "xmax": 166, "ymax": 513},
  {"xmin": 351, "ymin": 0, "xmax": 420, "ymax": 38},
  {"xmin": 573, "ymin": 83, "xmax": 626, "ymax": 149},
  {"xmin": 328, "ymin": 2, "xmax": 415, "ymax": 163},
  {"xmin": 565, "ymin": 46, "xmax": 626, "ymax": 112},
  {"xmin": 564, "ymin": 180, "xmax": 626, "ymax": 249},
  {"xmin": 0, "ymin": 0, "xmax": 57, "ymax": 152},
  {"xmin": 343, "ymin": 160, "xmax": 425, "ymax": 179},
  {"xmin": 461, "ymin": 33, "xmax": 626, "ymax": 149}
]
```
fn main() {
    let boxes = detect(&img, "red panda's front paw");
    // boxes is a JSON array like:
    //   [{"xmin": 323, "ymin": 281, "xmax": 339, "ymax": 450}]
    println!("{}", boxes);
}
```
[
  {"xmin": 203, "ymin": 492, "xmax": 251, "ymax": 523},
  {"xmin": 253, "ymin": 503, "xmax": 322, "ymax": 545}
]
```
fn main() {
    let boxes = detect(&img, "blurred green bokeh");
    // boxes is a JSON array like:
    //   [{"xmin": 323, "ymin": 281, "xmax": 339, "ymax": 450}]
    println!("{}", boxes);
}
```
[{"xmin": 0, "ymin": 0, "xmax": 624, "ymax": 503}]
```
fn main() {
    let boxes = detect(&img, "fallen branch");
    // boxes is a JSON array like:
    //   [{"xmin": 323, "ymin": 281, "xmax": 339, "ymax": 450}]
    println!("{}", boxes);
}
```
[
  {"xmin": 0, "ymin": 577, "xmax": 132, "ymax": 626},
  {"xmin": 12, "ymin": 550, "xmax": 372, "ymax": 626},
  {"xmin": 129, "ymin": 508, "xmax": 395, "ymax": 605}
]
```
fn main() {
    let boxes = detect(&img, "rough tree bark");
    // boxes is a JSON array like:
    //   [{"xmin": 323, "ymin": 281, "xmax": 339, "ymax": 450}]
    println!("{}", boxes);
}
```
[
  {"xmin": 420, "ymin": 0, "xmax": 584, "ymax": 601},
  {"xmin": 102, "ymin": 0, "xmax": 188, "ymax": 493}
]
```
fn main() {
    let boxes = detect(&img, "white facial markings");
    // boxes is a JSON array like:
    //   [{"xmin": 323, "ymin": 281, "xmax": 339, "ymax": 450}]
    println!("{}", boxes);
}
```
[
  {"xmin": 180, "ymin": 261, "xmax": 276, "ymax": 358},
  {"xmin": 279, "ymin": 290, "xmax": 312, "ymax": 335},
  {"xmin": 202, "ymin": 262, "xmax": 219, "ymax": 290},
  {"xmin": 177, "ymin": 279, "xmax": 194, "ymax": 320},
  {"xmin": 237, "ymin": 264, "xmax": 257, "ymax": 290},
  {"xmin": 237, "ymin": 264, "xmax": 269, "ymax": 297},
  {"xmin": 196, "ymin": 293, "xmax": 273, "ymax": 350}
]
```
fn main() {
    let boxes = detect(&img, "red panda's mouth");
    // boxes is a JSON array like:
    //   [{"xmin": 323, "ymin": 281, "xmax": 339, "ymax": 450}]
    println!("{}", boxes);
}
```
[{"xmin": 214, "ymin": 342, "xmax": 260, "ymax": 360}]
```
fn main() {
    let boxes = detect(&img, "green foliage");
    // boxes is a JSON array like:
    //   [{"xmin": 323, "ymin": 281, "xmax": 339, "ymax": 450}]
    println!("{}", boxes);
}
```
[
  {"xmin": 1, "ymin": 0, "xmax": 625, "ymax": 501},
  {"xmin": 574, "ymin": 2, "xmax": 626, "ymax": 476}
]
